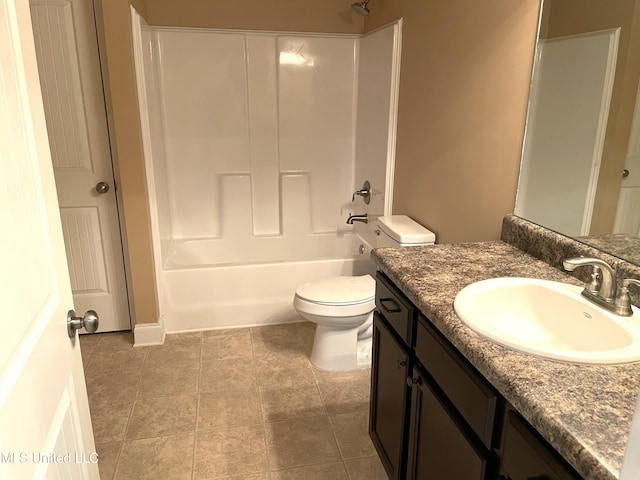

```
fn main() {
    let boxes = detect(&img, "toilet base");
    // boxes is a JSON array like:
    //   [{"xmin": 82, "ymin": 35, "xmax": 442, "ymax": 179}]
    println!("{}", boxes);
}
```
[
  {"xmin": 309, "ymin": 313, "xmax": 373, "ymax": 371},
  {"xmin": 357, "ymin": 338, "xmax": 373, "ymax": 368}
]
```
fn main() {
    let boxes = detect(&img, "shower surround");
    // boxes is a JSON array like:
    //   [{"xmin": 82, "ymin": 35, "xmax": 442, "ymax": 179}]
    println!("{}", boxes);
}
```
[{"xmin": 132, "ymin": 13, "xmax": 401, "ymax": 333}]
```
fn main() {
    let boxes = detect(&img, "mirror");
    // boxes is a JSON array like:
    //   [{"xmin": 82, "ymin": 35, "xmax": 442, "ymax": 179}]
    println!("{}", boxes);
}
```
[{"xmin": 514, "ymin": 0, "xmax": 640, "ymax": 265}]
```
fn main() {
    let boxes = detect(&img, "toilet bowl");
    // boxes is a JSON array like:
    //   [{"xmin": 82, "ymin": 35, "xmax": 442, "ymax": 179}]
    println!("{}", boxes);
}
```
[
  {"xmin": 294, "ymin": 275, "xmax": 376, "ymax": 371},
  {"xmin": 293, "ymin": 215, "xmax": 436, "ymax": 372}
]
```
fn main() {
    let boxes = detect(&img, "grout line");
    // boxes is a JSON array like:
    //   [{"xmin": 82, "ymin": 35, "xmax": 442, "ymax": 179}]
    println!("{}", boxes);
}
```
[
  {"xmin": 93, "ymin": 440, "xmax": 124, "ymax": 480},
  {"xmin": 115, "ymin": 429, "xmax": 198, "ymax": 443},
  {"xmin": 251, "ymin": 330, "xmax": 274, "ymax": 475},
  {"xmin": 192, "ymin": 337, "xmax": 203, "ymax": 480},
  {"xmin": 190, "ymin": 432, "xmax": 197, "ymax": 480},
  {"xmin": 111, "ymin": 442, "xmax": 125, "ymax": 480},
  {"xmin": 80, "ymin": 334, "xmax": 101, "ymax": 370},
  {"xmin": 344, "ymin": 459, "xmax": 354, "ymax": 480},
  {"xmin": 327, "ymin": 411, "xmax": 346, "ymax": 462},
  {"xmin": 110, "ymin": 343, "xmax": 148, "ymax": 478},
  {"xmin": 123, "ymin": 350, "xmax": 146, "ymax": 428},
  {"xmin": 110, "ymin": 402, "xmax": 135, "ymax": 480},
  {"xmin": 110, "ymin": 342, "xmax": 148, "ymax": 477}
]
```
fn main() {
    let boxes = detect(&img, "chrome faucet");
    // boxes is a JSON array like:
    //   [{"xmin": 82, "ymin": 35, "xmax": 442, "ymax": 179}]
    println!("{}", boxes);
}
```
[
  {"xmin": 347, "ymin": 213, "xmax": 368, "ymax": 224},
  {"xmin": 563, "ymin": 257, "xmax": 640, "ymax": 316},
  {"xmin": 563, "ymin": 257, "xmax": 617, "ymax": 301}
]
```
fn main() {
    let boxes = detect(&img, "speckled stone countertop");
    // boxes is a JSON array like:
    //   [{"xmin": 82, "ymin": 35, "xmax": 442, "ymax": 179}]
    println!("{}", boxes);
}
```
[
  {"xmin": 578, "ymin": 234, "xmax": 640, "ymax": 266},
  {"xmin": 372, "ymin": 241, "xmax": 640, "ymax": 480}
]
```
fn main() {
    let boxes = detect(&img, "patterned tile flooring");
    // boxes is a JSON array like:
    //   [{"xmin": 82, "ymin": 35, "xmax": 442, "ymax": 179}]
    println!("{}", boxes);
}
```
[{"xmin": 80, "ymin": 322, "xmax": 388, "ymax": 479}]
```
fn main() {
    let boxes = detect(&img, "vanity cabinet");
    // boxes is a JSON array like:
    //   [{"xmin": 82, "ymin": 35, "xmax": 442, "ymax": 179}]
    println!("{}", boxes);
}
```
[
  {"xmin": 369, "ymin": 271, "xmax": 414, "ymax": 480},
  {"xmin": 499, "ymin": 410, "xmax": 582, "ymax": 480},
  {"xmin": 370, "ymin": 271, "xmax": 583, "ymax": 480}
]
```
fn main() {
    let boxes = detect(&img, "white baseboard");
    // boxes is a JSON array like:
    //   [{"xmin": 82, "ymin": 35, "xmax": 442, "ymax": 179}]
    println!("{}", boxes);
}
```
[{"xmin": 133, "ymin": 321, "xmax": 165, "ymax": 346}]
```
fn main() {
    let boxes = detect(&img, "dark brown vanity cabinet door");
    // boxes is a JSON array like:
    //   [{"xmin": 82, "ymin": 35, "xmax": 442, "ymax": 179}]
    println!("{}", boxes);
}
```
[
  {"xmin": 501, "ymin": 411, "xmax": 582, "ymax": 480},
  {"xmin": 406, "ymin": 370, "xmax": 491, "ymax": 480},
  {"xmin": 415, "ymin": 315, "xmax": 498, "ymax": 449},
  {"xmin": 369, "ymin": 312, "xmax": 411, "ymax": 480}
]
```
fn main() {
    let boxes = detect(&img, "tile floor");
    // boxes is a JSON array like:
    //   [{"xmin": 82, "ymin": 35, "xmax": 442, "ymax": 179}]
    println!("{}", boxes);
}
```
[{"xmin": 80, "ymin": 322, "xmax": 388, "ymax": 480}]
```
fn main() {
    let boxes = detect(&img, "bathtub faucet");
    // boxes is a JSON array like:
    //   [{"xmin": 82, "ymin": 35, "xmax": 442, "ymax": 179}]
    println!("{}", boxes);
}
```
[{"xmin": 347, "ymin": 213, "xmax": 368, "ymax": 224}]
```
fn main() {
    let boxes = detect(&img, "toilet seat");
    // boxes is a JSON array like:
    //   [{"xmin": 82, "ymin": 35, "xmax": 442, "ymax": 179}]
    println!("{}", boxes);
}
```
[
  {"xmin": 293, "ymin": 295, "xmax": 375, "ymax": 320},
  {"xmin": 295, "ymin": 275, "xmax": 375, "ymax": 306}
]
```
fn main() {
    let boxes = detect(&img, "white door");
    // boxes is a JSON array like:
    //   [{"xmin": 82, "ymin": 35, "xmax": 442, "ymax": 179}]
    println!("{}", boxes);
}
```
[
  {"xmin": 0, "ymin": 0, "xmax": 98, "ymax": 478},
  {"xmin": 614, "ymin": 79, "xmax": 640, "ymax": 235},
  {"xmin": 516, "ymin": 29, "xmax": 619, "ymax": 236},
  {"xmin": 29, "ymin": 0, "xmax": 130, "ymax": 332}
]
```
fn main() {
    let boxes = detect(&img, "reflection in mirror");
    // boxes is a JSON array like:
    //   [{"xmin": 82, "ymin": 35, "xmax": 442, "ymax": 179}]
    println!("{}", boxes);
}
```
[{"xmin": 514, "ymin": 0, "xmax": 640, "ymax": 265}]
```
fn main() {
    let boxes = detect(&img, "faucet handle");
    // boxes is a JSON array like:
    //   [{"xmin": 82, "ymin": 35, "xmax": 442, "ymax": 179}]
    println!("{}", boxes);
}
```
[
  {"xmin": 615, "ymin": 278, "xmax": 640, "ymax": 316},
  {"xmin": 351, "ymin": 181, "xmax": 371, "ymax": 204}
]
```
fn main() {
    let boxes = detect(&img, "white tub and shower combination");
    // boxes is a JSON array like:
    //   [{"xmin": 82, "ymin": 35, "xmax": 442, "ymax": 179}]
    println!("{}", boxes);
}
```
[{"xmin": 131, "ymin": 11, "xmax": 402, "ymax": 334}]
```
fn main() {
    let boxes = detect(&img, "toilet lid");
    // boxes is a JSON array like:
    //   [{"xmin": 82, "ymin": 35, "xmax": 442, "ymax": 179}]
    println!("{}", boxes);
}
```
[{"xmin": 295, "ymin": 275, "xmax": 375, "ymax": 305}]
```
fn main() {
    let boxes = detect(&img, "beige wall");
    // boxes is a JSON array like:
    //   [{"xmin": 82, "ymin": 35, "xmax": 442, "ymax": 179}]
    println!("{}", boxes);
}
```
[
  {"xmin": 542, "ymin": 0, "xmax": 640, "ymax": 235},
  {"xmin": 146, "ymin": 0, "xmax": 363, "ymax": 33},
  {"xmin": 130, "ymin": 0, "xmax": 147, "ymax": 18},
  {"xmin": 94, "ymin": 0, "xmax": 159, "ymax": 325},
  {"xmin": 365, "ymin": 1, "xmax": 541, "ymax": 243}
]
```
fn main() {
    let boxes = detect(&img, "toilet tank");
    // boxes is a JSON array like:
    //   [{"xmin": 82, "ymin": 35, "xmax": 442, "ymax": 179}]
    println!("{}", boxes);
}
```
[{"xmin": 376, "ymin": 215, "xmax": 436, "ymax": 247}]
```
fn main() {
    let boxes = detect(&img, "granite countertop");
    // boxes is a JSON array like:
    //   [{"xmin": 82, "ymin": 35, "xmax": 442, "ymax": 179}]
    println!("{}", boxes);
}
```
[
  {"xmin": 372, "ymin": 241, "xmax": 640, "ymax": 480},
  {"xmin": 577, "ymin": 234, "xmax": 640, "ymax": 266}
]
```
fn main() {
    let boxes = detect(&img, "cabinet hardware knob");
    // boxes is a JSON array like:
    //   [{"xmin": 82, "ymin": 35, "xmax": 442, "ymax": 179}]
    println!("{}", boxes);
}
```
[
  {"xmin": 396, "ymin": 360, "xmax": 407, "ymax": 369},
  {"xmin": 406, "ymin": 376, "xmax": 421, "ymax": 387}
]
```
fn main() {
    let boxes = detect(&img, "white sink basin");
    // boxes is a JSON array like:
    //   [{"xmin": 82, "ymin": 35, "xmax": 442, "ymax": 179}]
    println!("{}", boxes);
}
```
[{"xmin": 453, "ymin": 277, "xmax": 640, "ymax": 364}]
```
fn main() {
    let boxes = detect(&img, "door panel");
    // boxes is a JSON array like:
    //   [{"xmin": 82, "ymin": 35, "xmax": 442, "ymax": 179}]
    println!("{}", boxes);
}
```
[
  {"xmin": 30, "ymin": 0, "xmax": 130, "ymax": 332},
  {"xmin": 60, "ymin": 207, "xmax": 109, "ymax": 294},
  {"xmin": 0, "ymin": 0, "xmax": 97, "ymax": 477},
  {"xmin": 30, "ymin": 0, "xmax": 93, "ymax": 172}
]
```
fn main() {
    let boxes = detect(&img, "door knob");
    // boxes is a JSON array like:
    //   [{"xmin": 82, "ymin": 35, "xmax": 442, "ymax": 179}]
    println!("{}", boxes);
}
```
[
  {"xmin": 95, "ymin": 181, "xmax": 110, "ymax": 194},
  {"xmin": 623, "ymin": 169, "xmax": 630, "ymax": 178},
  {"xmin": 406, "ymin": 376, "xmax": 422, "ymax": 387},
  {"xmin": 67, "ymin": 309, "xmax": 99, "ymax": 338}
]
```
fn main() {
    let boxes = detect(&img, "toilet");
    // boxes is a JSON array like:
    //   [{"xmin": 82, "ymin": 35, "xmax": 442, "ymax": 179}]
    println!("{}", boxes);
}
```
[{"xmin": 293, "ymin": 215, "xmax": 436, "ymax": 371}]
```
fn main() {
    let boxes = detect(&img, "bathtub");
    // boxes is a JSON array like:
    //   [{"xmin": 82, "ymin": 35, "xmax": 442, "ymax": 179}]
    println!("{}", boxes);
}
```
[{"xmin": 160, "ymin": 230, "xmax": 377, "ymax": 332}]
